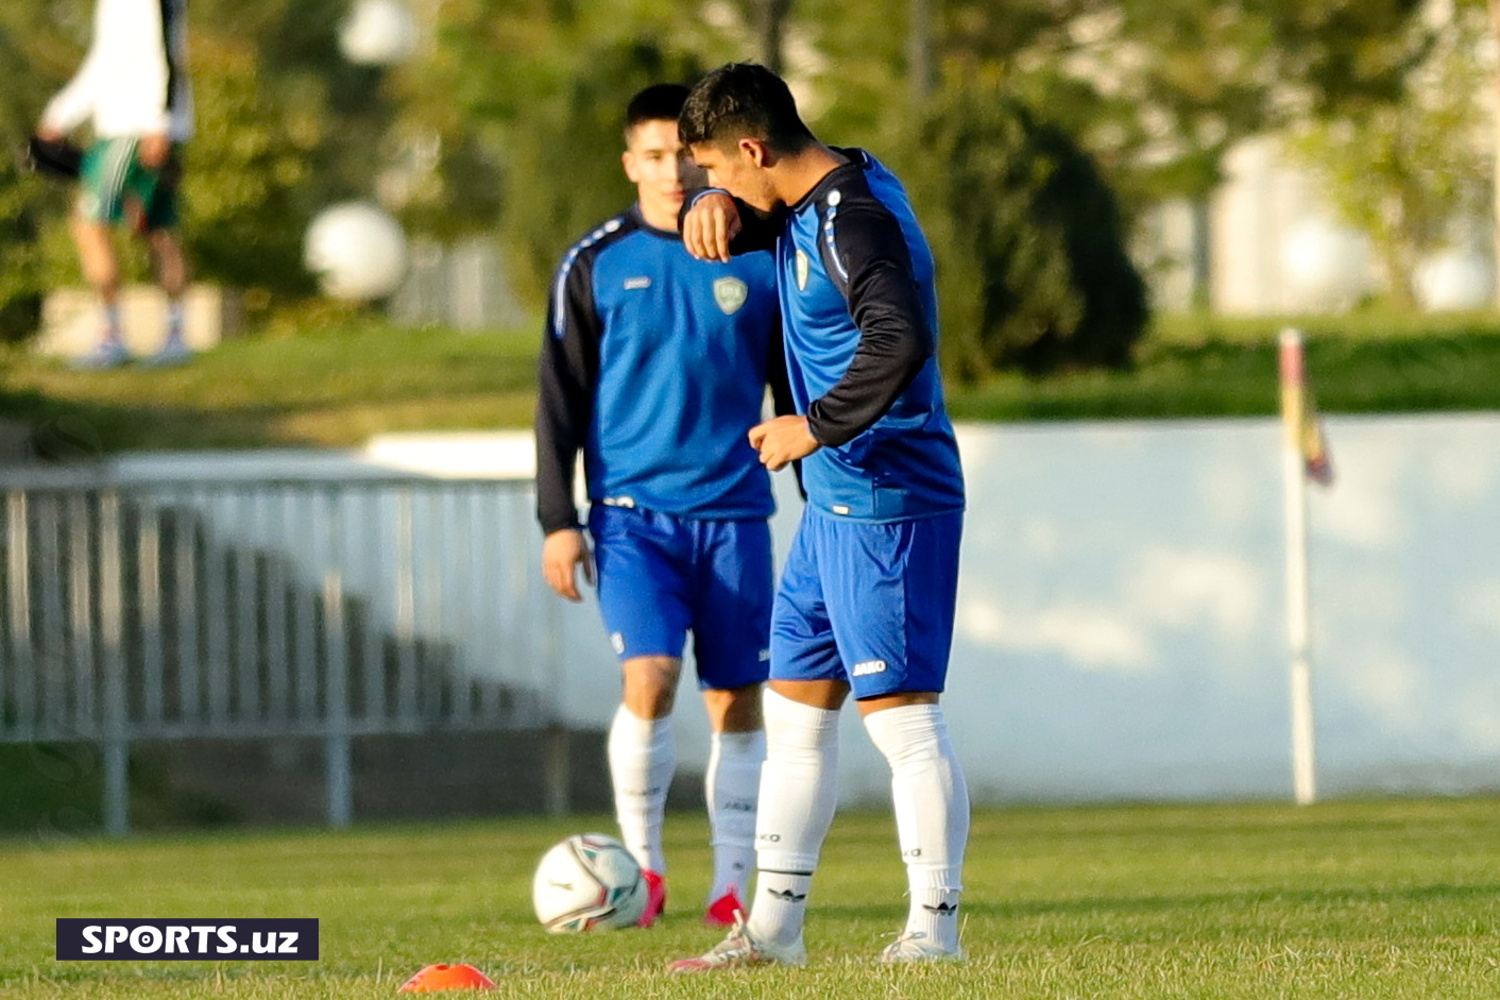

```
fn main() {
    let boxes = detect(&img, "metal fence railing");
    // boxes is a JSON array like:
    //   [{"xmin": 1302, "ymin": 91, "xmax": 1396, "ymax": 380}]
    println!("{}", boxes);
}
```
[{"xmin": 0, "ymin": 464, "xmax": 563, "ymax": 834}]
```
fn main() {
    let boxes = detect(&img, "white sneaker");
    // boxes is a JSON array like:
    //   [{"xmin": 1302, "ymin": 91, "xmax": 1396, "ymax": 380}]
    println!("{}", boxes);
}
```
[
  {"xmin": 668, "ymin": 913, "xmax": 806, "ymax": 972},
  {"xmin": 140, "ymin": 340, "xmax": 193, "ymax": 368},
  {"xmin": 879, "ymin": 932, "xmax": 966, "ymax": 964},
  {"xmin": 71, "ymin": 341, "xmax": 131, "ymax": 370}
]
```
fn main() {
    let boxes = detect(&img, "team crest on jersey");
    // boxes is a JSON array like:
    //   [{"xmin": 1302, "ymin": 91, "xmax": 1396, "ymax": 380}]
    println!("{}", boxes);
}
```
[
  {"xmin": 795, "ymin": 249, "xmax": 810, "ymax": 290},
  {"xmin": 713, "ymin": 276, "xmax": 748, "ymax": 315}
]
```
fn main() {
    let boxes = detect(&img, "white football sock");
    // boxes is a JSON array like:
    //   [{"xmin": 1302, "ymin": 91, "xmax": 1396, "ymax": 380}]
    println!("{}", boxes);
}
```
[
  {"xmin": 607, "ymin": 704, "xmax": 675, "ymax": 875},
  {"xmin": 705, "ymin": 728, "xmax": 764, "ymax": 902},
  {"xmin": 745, "ymin": 689, "xmax": 840, "ymax": 947},
  {"xmin": 102, "ymin": 304, "xmax": 123, "ymax": 344},
  {"xmin": 863, "ymin": 703, "xmax": 969, "ymax": 952},
  {"xmin": 165, "ymin": 300, "xmax": 186, "ymax": 347}
]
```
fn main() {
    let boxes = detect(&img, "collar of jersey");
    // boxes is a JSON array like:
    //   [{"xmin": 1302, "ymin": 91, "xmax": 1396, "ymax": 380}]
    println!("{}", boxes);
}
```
[
  {"xmin": 789, "ymin": 147, "xmax": 871, "ymax": 214},
  {"xmin": 628, "ymin": 203, "xmax": 685, "ymax": 241}
]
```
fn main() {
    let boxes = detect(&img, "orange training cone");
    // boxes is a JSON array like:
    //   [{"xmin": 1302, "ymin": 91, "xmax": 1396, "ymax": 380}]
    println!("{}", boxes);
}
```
[{"xmin": 397, "ymin": 963, "xmax": 497, "ymax": 992}]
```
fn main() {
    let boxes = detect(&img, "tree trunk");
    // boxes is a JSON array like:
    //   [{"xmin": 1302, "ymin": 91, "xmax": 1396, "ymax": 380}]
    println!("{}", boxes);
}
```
[
  {"xmin": 755, "ymin": 0, "xmax": 792, "ymax": 74},
  {"xmin": 909, "ymin": 0, "xmax": 934, "ymax": 109},
  {"xmin": 1190, "ymin": 197, "xmax": 1213, "ymax": 310}
]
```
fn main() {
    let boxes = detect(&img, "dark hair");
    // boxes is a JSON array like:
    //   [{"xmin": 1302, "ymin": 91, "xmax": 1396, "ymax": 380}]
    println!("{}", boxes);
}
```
[
  {"xmin": 679, "ymin": 63, "xmax": 815, "ymax": 153},
  {"xmin": 626, "ymin": 83, "xmax": 691, "ymax": 136}
]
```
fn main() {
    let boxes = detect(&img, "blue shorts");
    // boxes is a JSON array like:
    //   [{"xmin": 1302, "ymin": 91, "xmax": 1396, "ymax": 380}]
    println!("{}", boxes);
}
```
[
  {"xmin": 588, "ymin": 504, "xmax": 773, "ymax": 691},
  {"xmin": 770, "ymin": 508, "xmax": 963, "ymax": 700}
]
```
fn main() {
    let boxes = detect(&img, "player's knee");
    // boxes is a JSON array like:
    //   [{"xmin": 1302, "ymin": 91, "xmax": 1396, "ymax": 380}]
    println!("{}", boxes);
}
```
[
  {"xmin": 705, "ymin": 684, "xmax": 763, "ymax": 732},
  {"xmin": 622, "ymin": 656, "xmax": 681, "ymax": 718}
]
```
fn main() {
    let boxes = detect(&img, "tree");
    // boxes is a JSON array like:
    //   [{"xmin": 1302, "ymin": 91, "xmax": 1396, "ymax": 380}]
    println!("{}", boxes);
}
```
[
  {"xmin": 0, "ymin": 3, "xmax": 86, "ymax": 340},
  {"xmin": 793, "ymin": 0, "xmax": 1433, "ymax": 310},
  {"xmin": 1485, "ymin": 0, "xmax": 1500, "ymax": 303},
  {"xmin": 424, "ymin": 0, "xmax": 744, "ymax": 301},
  {"xmin": 902, "ymin": 76, "xmax": 1148, "ymax": 380},
  {"xmin": 1283, "ymin": 3, "xmax": 1491, "ymax": 306}
]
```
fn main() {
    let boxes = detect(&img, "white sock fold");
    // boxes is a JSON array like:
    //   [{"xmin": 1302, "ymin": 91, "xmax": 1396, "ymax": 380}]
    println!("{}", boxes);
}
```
[
  {"xmin": 607, "ymin": 704, "xmax": 675, "ymax": 875},
  {"xmin": 705, "ymin": 728, "xmax": 764, "ymax": 902},
  {"xmin": 863, "ymin": 702, "xmax": 969, "ymax": 951},
  {"xmin": 745, "ymin": 689, "xmax": 841, "ymax": 946}
]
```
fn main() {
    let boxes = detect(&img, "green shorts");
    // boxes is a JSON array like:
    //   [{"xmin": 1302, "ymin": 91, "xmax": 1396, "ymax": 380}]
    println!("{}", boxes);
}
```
[{"xmin": 76, "ymin": 137, "xmax": 183, "ymax": 231}]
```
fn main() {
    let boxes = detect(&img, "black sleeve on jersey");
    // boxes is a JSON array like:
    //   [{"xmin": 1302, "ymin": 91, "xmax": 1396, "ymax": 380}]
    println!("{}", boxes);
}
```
[
  {"xmin": 159, "ymin": 0, "xmax": 183, "ymax": 116},
  {"xmin": 679, "ymin": 188, "xmax": 784, "ymax": 255},
  {"xmin": 535, "ymin": 255, "xmax": 601, "ymax": 535},
  {"xmin": 806, "ymin": 202, "xmax": 934, "ymax": 448}
]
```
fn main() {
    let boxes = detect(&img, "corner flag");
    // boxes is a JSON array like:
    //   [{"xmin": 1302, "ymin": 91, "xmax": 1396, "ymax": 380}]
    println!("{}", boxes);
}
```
[
  {"xmin": 1277, "ymin": 328, "xmax": 1331, "ymax": 806},
  {"xmin": 1279, "ymin": 331, "xmax": 1334, "ymax": 487}
]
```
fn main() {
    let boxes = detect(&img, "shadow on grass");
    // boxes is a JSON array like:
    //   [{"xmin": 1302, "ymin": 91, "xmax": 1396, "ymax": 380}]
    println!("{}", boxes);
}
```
[{"xmin": 0, "ymin": 393, "xmax": 293, "ymax": 456}]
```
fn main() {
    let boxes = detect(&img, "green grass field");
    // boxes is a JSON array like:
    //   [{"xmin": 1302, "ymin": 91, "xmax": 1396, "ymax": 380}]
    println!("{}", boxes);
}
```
[
  {"xmin": 5, "ymin": 310, "xmax": 1500, "ymax": 454},
  {"xmin": 5, "ymin": 798, "xmax": 1498, "ymax": 998}
]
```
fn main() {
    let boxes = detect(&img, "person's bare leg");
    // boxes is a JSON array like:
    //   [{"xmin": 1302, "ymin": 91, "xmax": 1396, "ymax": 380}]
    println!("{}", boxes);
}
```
[
  {"xmin": 70, "ymin": 216, "xmax": 128, "ymax": 366},
  {"xmin": 145, "ymin": 228, "xmax": 191, "ymax": 361}
]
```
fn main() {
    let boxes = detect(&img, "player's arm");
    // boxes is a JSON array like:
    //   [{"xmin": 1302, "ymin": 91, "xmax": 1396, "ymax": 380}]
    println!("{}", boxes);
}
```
[
  {"xmin": 135, "ymin": 0, "xmax": 179, "ymax": 166},
  {"xmin": 38, "ymin": 10, "xmax": 105, "ymax": 138},
  {"xmin": 680, "ymin": 189, "xmax": 781, "ymax": 261},
  {"xmin": 535, "ymin": 254, "xmax": 601, "ymax": 601},
  {"xmin": 804, "ymin": 202, "xmax": 933, "ymax": 447}
]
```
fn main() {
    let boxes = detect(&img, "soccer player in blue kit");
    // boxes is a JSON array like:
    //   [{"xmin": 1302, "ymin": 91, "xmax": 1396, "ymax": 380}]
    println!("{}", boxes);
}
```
[
  {"xmin": 668, "ymin": 64, "xmax": 971, "ymax": 968},
  {"xmin": 535, "ymin": 84, "xmax": 790, "ymax": 929}
]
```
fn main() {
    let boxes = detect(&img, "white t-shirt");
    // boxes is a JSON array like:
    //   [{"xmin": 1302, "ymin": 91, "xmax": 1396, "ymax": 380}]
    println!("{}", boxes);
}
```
[{"xmin": 42, "ymin": 0, "xmax": 194, "ymax": 141}]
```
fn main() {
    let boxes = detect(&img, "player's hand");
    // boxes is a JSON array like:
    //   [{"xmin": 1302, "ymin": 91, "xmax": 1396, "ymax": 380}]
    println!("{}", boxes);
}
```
[
  {"xmin": 749, "ymin": 415, "xmax": 820, "ymax": 472},
  {"xmin": 35, "ymin": 125, "xmax": 66, "ymax": 143},
  {"xmin": 681, "ymin": 191, "xmax": 741, "ymax": 262},
  {"xmin": 541, "ymin": 528, "xmax": 594, "ymax": 602},
  {"xmin": 139, "ymin": 134, "xmax": 170, "ymax": 169}
]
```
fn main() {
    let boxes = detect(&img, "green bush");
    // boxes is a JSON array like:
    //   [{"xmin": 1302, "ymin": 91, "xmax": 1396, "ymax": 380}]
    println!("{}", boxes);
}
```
[
  {"xmin": 0, "ymin": 164, "xmax": 47, "ymax": 343},
  {"xmin": 904, "ymin": 78, "xmax": 1150, "ymax": 381},
  {"xmin": 494, "ymin": 40, "xmax": 707, "ymax": 304}
]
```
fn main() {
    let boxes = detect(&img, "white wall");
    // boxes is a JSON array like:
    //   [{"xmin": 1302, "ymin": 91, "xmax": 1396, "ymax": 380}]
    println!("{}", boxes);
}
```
[
  {"xmin": 116, "ymin": 415, "xmax": 1500, "ymax": 804},
  {"xmin": 655, "ymin": 416, "xmax": 1500, "ymax": 804}
]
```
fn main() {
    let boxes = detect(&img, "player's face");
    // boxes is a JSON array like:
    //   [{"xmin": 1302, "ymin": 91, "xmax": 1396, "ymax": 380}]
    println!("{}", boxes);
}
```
[
  {"xmin": 623, "ymin": 119, "xmax": 702, "ymax": 231},
  {"xmin": 690, "ymin": 140, "xmax": 778, "ymax": 212}
]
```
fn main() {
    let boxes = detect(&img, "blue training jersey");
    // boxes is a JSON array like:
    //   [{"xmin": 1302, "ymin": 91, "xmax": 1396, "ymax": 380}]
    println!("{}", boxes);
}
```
[
  {"xmin": 535, "ymin": 206, "xmax": 787, "ymax": 534},
  {"xmin": 726, "ymin": 149, "xmax": 964, "ymax": 522}
]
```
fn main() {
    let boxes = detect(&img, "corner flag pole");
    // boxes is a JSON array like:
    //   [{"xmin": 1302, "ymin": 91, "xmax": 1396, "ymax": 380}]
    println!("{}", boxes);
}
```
[{"xmin": 1278, "ymin": 328, "xmax": 1322, "ymax": 805}]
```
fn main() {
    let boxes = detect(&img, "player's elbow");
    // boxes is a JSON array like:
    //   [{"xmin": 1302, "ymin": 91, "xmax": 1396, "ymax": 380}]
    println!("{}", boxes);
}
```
[{"xmin": 887, "ymin": 325, "xmax": 932, "ymax": 385}]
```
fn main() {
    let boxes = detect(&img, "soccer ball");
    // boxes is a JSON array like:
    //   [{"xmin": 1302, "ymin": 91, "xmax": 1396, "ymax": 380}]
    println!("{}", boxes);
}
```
[
  {"xmin": 531, "ymin": 833, "xmax": 647, "ymax": 933},
  {"xmin": 303, "ymin": 202, "xmax": 409, "ymax": 302}
]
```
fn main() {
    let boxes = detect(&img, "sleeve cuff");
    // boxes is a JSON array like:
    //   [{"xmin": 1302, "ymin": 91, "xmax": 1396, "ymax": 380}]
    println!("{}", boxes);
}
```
[{"xmin": 689, "ymin": 188, "xmax": 731, "ymax": 208}]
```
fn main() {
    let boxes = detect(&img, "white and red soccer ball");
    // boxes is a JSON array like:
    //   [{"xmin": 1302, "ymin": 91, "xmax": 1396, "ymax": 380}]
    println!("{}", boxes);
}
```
[{"xmin": 531, "ymin": 833, "xmax": 647, "ymax": 933}]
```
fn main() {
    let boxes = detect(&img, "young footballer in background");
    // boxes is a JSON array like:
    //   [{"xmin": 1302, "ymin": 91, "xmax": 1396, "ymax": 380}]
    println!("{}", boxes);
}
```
[
  {"xmin": 36, "ymin": 0, "xmax": 194, "ymax": 368},
  {"xmin": 670, "ymin": 62, "xmax": 970, "ymax": 968},
  {"xmin": 535, "ymin": 83, "xmax": 791, "ymax": 929}
]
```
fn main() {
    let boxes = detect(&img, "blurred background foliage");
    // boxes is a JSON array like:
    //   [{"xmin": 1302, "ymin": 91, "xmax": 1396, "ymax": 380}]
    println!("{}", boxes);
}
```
[{"xmin": 0, "ymin": 0, "xmax": 1485, "ymax": 380}]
